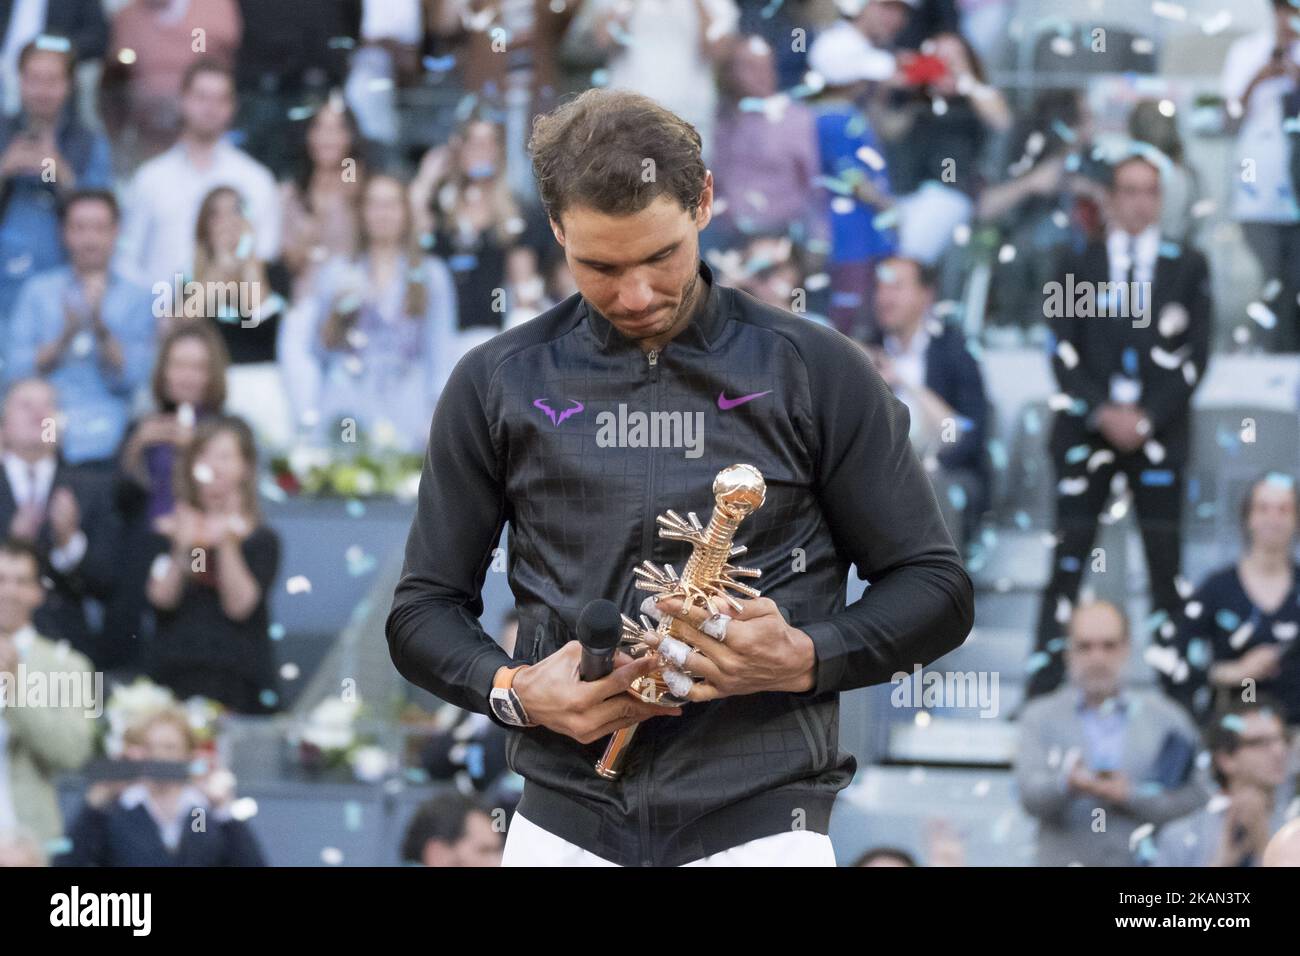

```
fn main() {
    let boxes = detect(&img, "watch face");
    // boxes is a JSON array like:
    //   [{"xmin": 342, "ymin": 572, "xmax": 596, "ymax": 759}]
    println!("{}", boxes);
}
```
[{"xmin": 492, "ymin": 689, "xmax": 524, "ymax": 726}]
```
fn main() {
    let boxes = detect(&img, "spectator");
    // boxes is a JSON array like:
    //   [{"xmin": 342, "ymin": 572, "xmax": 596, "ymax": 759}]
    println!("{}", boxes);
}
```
[
  {"xmin": 977, "ymin": 88, "xmax": 1103, "ymax": 330},
  {"xmin": 708, "ymin": 35, "xmax": 825, "ymax": 256},
  {"xmin": 893, "ymin": 0, "xmax": 954, "ymax": 52},
  {"xmin": 410, "ymin": 113, "xmax": 542, "ymax": 335},
  {"xmin": 0, "ymin": 3, "xmax": 109, "ymax": 116},
  {"xmin": 806, "ymin": 15, "xmax": 900, "ymax": 340},
  {"xmin": 1155, "ymin": 701, "xmax": 1293, "ymax": 867},
  {"xmin": 232, "ymin": 0, "xmax": 357, "ymax": 178},
  {"xmin": 304, "ymin": 173, "xmax": 462, "ymax": 452},
  {"xmin": 145, "ymin": 414, "xmax": 281, "ymax": 714},
  {"xmin": 728, "ymin": 233, "xmax": 832, "ymax": 326},
  {"xmin": 189, "ymin": 185, "xmax": 286, "ymax": 364},
  {"xmin": 101, "ymin": 0, "xmax": 243, "ymax": 164},
  {"xmin": 0, "ymin": 538, "xmax": 96, "ymax": 853},
  {"xmin": 427, "ymin": 0, "xmax": 578, "ymax": 199},
  {"xmin": 560, "ymin": 0, "xmax": 739, "ymax": 164},
  {"xmin": 56, "ymin": 704, "xmax": 266, "ymax": 865},
  {"xmin": 854, "ymin": 846, "xmax": 918, "ymax": 866},
  {"xmin": 736, "ymin": 0, "xmax": 814, "ymax": 90},
  {"xmin": 1171, "ymin": 473, "xmax": 1300, "ymax": 728},
  {"xmin": 1220, "ymin": 0, "xmax": 1300, "ymax": 351},
  {"xmin": 117, "ymin": 322, "xmax": 227, "ymax": 528},
  {"xmin": 5, "ymin": 189, "xmax": 155, "ymax": 470},
  {"xmin": 107, "ymin": 322, "xmax": 228, "ymax": 670},
  {"xmin": 400, "ymin": 791, "xmax": 502, "ymax": 867},
  {"xmin": 0, "ymin": 36, "xmax": 112, "ymax": 332},
  {"xmin": 340, "ymin": 0, "xmax": 422, "ymax": 151},
  {"xmin": 1027, "ymin": 154, "xmax": 1212, "ymax": 699},
  {"xmin": 0, "ymin": 827, "xmax": 47, "ymax": 866},
  {"xmin": 870, "ymin": 30, "xmax": 1010, "ymax": 265},
  {"xmin": 279, "ymin": 95, "xmax": 365, "ymax": 304},
  {"xmin": 1263, "ymin": 817, "xmax": 1300, "ymax": 865},
  {"xmin": 0, "ymin": 378, "xmax": 118, "ymax": 666},
  {"xmin": 865, "ymin": 255, "xmax": 989, "ymax": 548},
  {"xmin": 116, "ymin": 59, "xmax": 280, "ymax": 290},
  {"xmin": 1128, "ymin": 99, "xmax": 1202, "ymax": 245},
  {"xmin": 1016, "ymin": 600, "xmax": 1207, "ymax": 867}
]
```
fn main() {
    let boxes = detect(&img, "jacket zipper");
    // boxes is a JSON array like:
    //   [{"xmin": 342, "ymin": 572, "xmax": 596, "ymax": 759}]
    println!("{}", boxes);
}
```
[{"xmin": 638, "ymin": 346, "xmax": 660, "ymax": 866}]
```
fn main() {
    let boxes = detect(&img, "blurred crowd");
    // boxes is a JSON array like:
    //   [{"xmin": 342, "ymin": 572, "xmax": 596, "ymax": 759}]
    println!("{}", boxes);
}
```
[{"xmin": 0, "ymin": 0, "xmax": 1299, "ymax": 866}]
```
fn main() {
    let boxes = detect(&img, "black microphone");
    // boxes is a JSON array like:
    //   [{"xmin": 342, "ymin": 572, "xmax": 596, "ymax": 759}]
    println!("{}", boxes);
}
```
[{"xmin": 577, "ymin": 599, "xmax": 623, "ymax": 682}]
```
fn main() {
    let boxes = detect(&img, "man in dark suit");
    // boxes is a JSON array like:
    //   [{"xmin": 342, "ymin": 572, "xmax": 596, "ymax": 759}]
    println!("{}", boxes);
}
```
[
  {"xmin": 0, "ymin": 376, "xmax": 117, "ymax": 667},
  {"xmin": 1027, "ymin": 153, "xmax": 1213, "ymax": 699},
  {"xmin": 866, "ymin": 254, "xmax": 991, "ymax": 549}
]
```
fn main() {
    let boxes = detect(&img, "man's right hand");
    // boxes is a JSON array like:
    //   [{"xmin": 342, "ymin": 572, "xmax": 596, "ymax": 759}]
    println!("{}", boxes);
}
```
[{"xmin": 508, "ymin": 642, "xmax": 683, "ymax": 744}]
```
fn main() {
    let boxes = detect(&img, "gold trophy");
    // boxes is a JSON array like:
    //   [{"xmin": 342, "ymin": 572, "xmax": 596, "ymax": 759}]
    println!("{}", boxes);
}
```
[{"xmin": 595, "ymin": 463, "xmax": 766, "ymax": 779}]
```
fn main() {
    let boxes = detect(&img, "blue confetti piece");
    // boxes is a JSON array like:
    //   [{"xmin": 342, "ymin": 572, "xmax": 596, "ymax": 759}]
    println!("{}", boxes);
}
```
[
  {"xmin": 1215, "ymin": 609, "xmax": 1242, "ymax": 631},
  {"xmin": 1052, "ymin": 120, "xmax": 1077, "ymax": 144},
  {"xmin": 1122, "ymin": 347, "xmax": 1138, "ymax": 376},
  {"xmin": 344, "ymin": 801, "xmax": 363, "ymax": 831},
  {"xmin": 1065, "ymin": 444, "xmax": 1091, "ymax": 464},
  {"xmin": 465, "ymin": 743, "xmax": 485, "ymax": 779},
  {"xmin": 1186, "ymin": 637, "xmax": 1211, "ymax": 669},
  {"xmin": 1060, "ymin": 556, "xmax": 1081, "ymax": 573},
  {"xmin": 422, "ymin": 54, "xmax": 456, "ymax": 72},
  {"xmin": 948, "ymin": 483, "xmax": 968, "ymax": 512},
  {"xmin": 269, "ymin": 622, "xmax": 286, "ymax": 641},
  {"xmin": 1139, "ymin": 469, "xmax": 1174, "ymax": 486},
  {"xmin": 1025, "ymin": 651, "xmax": 1051, "ymax": 674},
  {"xmin": 346, "ymin": 499, "xmax": 366, "ymax": 518},
  {"xmin": 988, "ymin": 439, "xmax": 1008, "ymax": 471},
  {"xmin": 260, "ymin": 689, "xmax": 279, "ymax": 708}
]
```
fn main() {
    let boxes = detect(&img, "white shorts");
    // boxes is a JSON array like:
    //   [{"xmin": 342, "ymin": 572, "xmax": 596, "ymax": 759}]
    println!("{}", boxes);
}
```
[{"xmin": 501, "ymin": 811, "xmax": 837, "ymax": 867}]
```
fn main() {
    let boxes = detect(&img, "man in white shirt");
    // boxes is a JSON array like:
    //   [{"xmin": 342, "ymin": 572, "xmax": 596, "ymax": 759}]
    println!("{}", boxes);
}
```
[
  {"xmin": 864, "ymin": 255, "xmax": 990, "ymax": 548},
  {"xmin": 116, "ymin": 59, "xmax": 280, "ymax": 289},
  {"xmin": 1221, "ymin": 0, "xmax": 1300, "ymax": 350}
]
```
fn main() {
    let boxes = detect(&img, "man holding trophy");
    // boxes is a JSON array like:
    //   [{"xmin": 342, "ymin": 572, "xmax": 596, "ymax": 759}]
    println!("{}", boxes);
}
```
[{"xmin": 386, "ymin": 88, "xmax": 975, "ymax": 866}]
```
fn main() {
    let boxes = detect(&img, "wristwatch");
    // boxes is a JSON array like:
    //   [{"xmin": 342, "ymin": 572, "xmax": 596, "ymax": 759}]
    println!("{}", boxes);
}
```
[{"xmin": 489, "ymin": 665, "xmax": 536, "ymax": 728}]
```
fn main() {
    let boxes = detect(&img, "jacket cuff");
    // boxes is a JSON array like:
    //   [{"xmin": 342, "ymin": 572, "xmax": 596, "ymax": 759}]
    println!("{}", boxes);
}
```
[
  {"xmin": 791, "ymin": 619, "xmax": 848, "ymax": 699},
  {"xmin": 469, "ymin": 647, "xmax": 517, "ymax": 728}
]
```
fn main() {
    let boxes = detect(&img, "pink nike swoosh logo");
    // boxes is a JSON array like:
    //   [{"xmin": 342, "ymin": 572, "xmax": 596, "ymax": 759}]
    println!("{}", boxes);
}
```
[{"xmin": 717, "ymin": 389, "xmax": 773, "ymax": 410}]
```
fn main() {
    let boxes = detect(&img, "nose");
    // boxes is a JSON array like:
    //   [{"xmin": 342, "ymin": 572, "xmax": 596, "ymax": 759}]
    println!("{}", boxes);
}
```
[{"xmin": 617, "ymin": 274, "xmax": 654, "ymax": 314}]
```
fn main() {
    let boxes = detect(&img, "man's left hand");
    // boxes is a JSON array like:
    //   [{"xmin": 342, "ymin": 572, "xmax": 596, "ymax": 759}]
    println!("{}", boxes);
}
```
[{"xmin": 647, "ymin": 595, "xmax": 816, "ymax": 702}]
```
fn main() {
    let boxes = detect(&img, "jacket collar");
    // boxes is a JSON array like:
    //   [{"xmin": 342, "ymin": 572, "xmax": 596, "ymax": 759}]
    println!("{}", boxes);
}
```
[{"xmin": 582, "ymin": 258, "xmax": 726, "ymax": 353}]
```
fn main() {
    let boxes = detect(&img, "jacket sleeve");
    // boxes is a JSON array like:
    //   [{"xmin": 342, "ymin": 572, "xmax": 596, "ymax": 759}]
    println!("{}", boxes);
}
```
[
  {"xmin": 1124, "ymin": 706, "xmax": 1210, "ymax": 825},
  {"xmin": 4, "ymin": 645, "xmax": 96, "ymax": 774},
  {"xmin": 792, "ymin": 330, "xmax": 974, "ymax": 697},
  {"xmin": 1141, "ymin": 249, "xmax": 1212, "ymax": 435},
  {"xmin": 1013, "ymin": 702, "xmax": 1074, "ymax": 821},
  {"xmin": 385, "ymin": 346, "xmax": 515, "ymax": 723},
  {"xmin": 935, "ymin": 332, "xmax": 990, "ymax": 474},
  {"xmin": 1048, "ymin": 248, "xmax": 1110, "ymax": 413}
]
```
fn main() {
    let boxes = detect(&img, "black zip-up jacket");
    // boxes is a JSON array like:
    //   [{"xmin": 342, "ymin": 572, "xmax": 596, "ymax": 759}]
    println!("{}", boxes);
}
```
[{"xmin": 387, "ymin": 257, "xmax": 975, "ymax": 866}]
